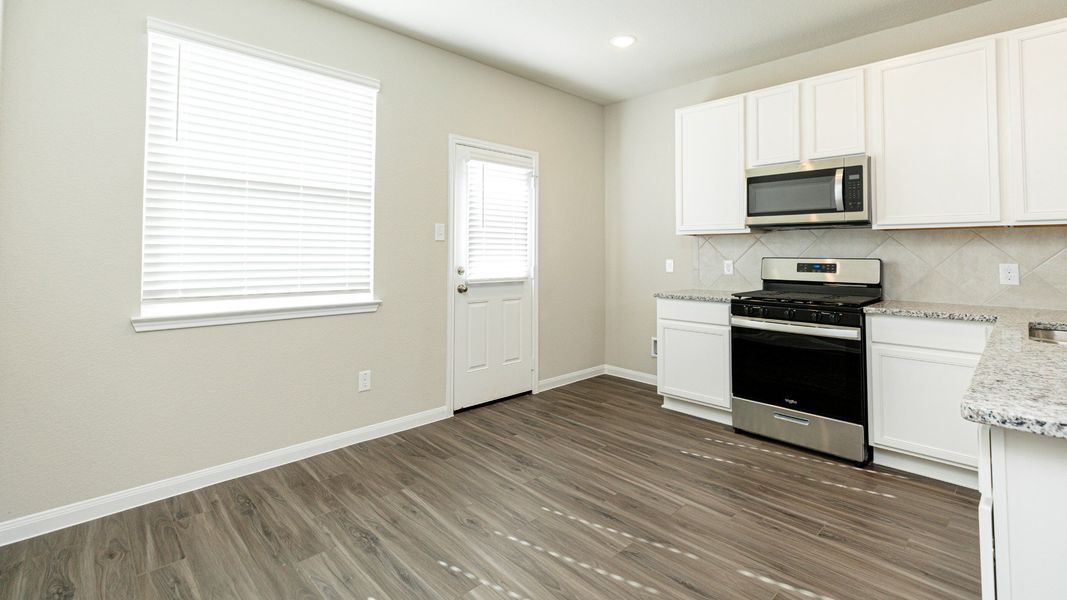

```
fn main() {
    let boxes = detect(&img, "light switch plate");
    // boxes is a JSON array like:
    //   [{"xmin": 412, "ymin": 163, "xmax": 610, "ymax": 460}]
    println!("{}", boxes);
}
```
[
  {"xmin": 434, "ymin": 223, "xmax": 445, "ymax": 241},
  {"xmin": 665, "ymin": 259, "xmax": 674, "ymax": 273},
  {"xmin": 723, "ymin": 260, "xmax": 734, "ymax": 275},
  {"xmin": 999, "ymin": 263, "xmax": 1020, "ymax": 286}
]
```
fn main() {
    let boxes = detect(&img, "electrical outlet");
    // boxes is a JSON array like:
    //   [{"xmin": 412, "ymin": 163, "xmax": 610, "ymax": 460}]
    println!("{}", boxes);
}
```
[
  {"xmin": 723, "ymin": 260, "xmax": 734, "ymax": 275},
  {"xmin": 999, "ymin": 263, "xmax": 1020, "ymax": 286},
  {"xmin": 665, "ymin": 259, "xmax": 674, "ymax": 273},
  {"xmin": 434, "ymin": 223, "xmax": 445, "ymax": 241},
  {"xmin": 358, "ymin": 370, "xmax": 372, "ymax": 392}
]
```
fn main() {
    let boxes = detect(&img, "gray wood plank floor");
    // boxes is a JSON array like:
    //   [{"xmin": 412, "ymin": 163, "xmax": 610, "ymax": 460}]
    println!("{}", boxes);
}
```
[{"xmin": 0, "ymin": 376, "xmax": 980, "ymax": 599}]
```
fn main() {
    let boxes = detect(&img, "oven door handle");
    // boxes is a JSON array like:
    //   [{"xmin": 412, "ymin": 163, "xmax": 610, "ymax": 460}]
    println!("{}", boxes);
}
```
[{"xmin": 730, "ymin": 316, "xmax": 861, "ymax": 340}]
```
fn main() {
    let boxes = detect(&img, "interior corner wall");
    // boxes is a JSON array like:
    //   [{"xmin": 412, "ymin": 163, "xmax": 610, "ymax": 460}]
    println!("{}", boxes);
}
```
[
  {"xmin": 0, "ymin": 0, "xmax": 604, "ymax": 522},
  {"xmin": 603, "ymin": 0, "xmax": 1067, "ymax": 377}
]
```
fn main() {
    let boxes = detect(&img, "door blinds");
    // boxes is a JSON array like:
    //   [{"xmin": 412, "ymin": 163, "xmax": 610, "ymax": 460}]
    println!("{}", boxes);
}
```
[{"xmin": 461, "ymin": 149, "xmax": 535, "ymax": 281}]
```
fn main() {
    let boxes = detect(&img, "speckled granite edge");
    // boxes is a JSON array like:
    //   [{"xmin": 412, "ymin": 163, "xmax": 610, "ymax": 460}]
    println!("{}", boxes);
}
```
[
  {"xmin": 654, "ymin": 289, "xmax": 734, "ymax": 303},
  {"xmin": 866, "ymin": 300, "xmax": 1067, "ymax": 440},
  {"xmin": 960, "ymin": 405, "xmax": 1067, "ymax": 439},
  {"xmin": 862, "ymin": 303, "xmax": 998, "ymax": 323}
]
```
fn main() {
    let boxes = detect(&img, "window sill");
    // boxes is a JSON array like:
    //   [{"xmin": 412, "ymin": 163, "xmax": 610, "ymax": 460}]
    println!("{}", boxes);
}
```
[{"xmin": 131, "ymin": 295, "xmax": 382, "ymax": 332}]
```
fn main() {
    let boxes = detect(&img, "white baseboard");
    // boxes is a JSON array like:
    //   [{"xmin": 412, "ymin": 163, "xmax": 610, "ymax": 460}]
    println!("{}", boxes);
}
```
[
  {"xmin": 536, "ymin": 365, "xmax": 606, "ymax": 392},
  {"xmin": 0, "ymin": 405, "xmax": 451, "ymax": 548},
  {"xmin": 873, "ymin": 448, "xmax": 978, "ymax": 489},
  {"xmin": 604, "ymin": 365, "xmax": 656, "ymax": 386},
  {"xmin": 536, "ymin": 364, "xmax": 656, "ymax": 392},
  {"xmin": 662, "ymin": 396, "xmax": 733, "ymax": 426}
]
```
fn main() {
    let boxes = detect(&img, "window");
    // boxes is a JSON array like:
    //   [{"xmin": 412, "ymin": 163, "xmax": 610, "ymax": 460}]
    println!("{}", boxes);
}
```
[
  {"xmin": 456, "ymin": 145, "xmax": 535, "ymax": 281},
  {"xmin": 132, "ymin": 22, "xmax": 380, "ymax": 332}
]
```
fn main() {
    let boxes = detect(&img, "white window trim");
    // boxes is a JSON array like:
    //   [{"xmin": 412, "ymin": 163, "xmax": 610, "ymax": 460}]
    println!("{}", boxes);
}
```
[
  {"xmin": 144, "ymin": 19, "xmax": 381, "ymax": 89},
  {"xmin": 131, "ymin": 20, "xmax": 382, "ymax": 332},
  {"xmin": 131, "ymin": 294, "xmax": 382, "ymax": 332}
]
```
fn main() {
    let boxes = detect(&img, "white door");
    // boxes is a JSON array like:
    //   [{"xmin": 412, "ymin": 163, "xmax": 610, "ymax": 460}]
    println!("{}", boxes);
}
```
[
  {"xmin": 674, "ymin": 95, "xmax": 748, "ymax": 234},
  {"xmin": 451, "ymin": 139, "xmax": 536, "ymax": 410}
]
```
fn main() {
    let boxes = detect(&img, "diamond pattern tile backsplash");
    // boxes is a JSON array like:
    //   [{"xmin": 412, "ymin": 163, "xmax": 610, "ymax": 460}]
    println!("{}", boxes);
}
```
[{"xmin": 695, "ymin": 227, "xmax": 1067, "ymax": 309}]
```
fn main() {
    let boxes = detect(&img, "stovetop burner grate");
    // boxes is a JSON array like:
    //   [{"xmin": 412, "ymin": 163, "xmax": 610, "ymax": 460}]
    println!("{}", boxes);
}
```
[{"xmin": 732, "ymin": 289, "xmax": 881, "ymax": 308}]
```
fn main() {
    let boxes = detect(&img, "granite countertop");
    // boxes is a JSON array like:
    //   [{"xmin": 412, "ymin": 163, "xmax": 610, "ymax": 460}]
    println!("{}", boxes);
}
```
[
  {"xmin": 865, "ymin": 300, "xmax": 1067, "ymax": 439},
  {"xmin": 654, "ymin": 289, "xmax": 735, "ymax": 303}
]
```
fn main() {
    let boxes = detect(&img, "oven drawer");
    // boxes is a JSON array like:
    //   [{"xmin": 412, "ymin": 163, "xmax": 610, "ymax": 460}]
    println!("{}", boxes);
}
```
[{"xmin": 733, "ymin": 397, "xmax": 868, "ymax": 462}]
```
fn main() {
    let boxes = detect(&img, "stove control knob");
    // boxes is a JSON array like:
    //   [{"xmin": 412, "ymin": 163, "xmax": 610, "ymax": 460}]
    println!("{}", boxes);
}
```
[
  {"xmin": 785, "ymin": 309, "xmax": 796, "ymax": 320},
  {"xmin": 751, "ymin": 306, "xmax": 765, "ymax": 318},
  {"xmin": 819, "ymin": 312, "xmax": 841, "ymax": 324}
]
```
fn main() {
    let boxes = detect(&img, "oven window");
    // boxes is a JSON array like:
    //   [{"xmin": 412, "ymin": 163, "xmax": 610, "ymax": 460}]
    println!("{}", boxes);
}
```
[
  {"xmin": 731, "ymin": 326, "xmax": 865, "ymax": 423},
  {"xmin": 748, "ymin": 171, "xmax": 838, "ymax": 216}
]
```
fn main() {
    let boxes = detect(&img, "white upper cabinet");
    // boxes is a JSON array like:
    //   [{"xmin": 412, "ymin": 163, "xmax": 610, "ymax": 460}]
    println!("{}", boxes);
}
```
[
  {"xmin": 746, "ymin": 83, "xmax": 800, "ymax": 167},
  {"xmin": 801, "ymin": 69, "xmax": 866, "ymax": 160},
  {"xmin": 1007, "ymin": 20, "xmax": 1067, "ymax": 224},
  {"xmin": 675, "ymin": 96, "xmax": 748, "ymax": 234},
  {"xmin": 869, "ymin": 39, "xmax": 1001, "ymax": 228}
]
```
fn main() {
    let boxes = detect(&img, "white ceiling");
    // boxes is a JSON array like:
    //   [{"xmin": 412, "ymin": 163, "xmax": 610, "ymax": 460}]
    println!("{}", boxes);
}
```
[{"xmin": 311, "ymin": 0, "xmax": 988, "ymax": 104}]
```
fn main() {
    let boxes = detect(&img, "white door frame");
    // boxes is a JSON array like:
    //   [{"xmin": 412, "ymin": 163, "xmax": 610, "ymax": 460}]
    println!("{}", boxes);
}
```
[{"xmin": 445, "ymin": 134, "xmax": 539, "ymax": 413}]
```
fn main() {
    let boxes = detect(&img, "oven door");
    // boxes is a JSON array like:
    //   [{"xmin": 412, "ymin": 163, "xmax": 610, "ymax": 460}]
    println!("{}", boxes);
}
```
[{"xmin": 730, "ymin": 316, "xmax": 865, "ymax": 424}]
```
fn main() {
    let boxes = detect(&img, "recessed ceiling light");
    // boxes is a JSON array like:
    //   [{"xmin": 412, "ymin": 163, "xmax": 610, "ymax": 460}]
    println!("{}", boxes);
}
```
[{"xmin": 610, "ymin": 35, "xmax": 637, "ymax": 49}]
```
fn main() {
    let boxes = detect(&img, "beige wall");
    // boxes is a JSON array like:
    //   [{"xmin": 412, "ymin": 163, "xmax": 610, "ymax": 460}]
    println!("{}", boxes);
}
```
[
  {"xmin": 0, "ymin": 0, "xmax": 604, "ymax": 521},
  {"xmin": 605, "ymin": 0, "xmax": 1067, "ymax": 376}
]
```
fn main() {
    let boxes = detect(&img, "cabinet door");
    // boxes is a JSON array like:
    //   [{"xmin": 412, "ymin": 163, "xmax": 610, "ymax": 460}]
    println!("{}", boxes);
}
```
[
  {"xmin": 746, "ymin": 83, "xmax": 800, "ymax": 167},
  {"xmin": 869, "ymin": 343, "xmax": 981, "ymax": 467},
  {"xmin": 675, "ymin": 96, "xmax": 747, "ymax": 234},
  {"xmin": 869, "ymin": 39, "xmax": 1000, "ymax": 227},
  {"xmin": 657, "ymin": 319, "xmax": 730, "ymax": 410},
  {"xmin": 1008, "ymin": 21, "xmax": 1067, "ymax": 223},
  {"xmin": 802, "ymin": 69, "xmax": 865, "ymax": 159}
]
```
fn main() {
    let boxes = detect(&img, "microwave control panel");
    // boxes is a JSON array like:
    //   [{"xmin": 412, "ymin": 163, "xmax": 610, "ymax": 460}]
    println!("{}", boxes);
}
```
[{"xmin": 843, "ymin": 166, "xmax": 865, "ymax": 212}]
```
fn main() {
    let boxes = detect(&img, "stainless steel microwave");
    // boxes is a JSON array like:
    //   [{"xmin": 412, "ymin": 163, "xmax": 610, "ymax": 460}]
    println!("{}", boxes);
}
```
[{"xmin": 745, "ymin": 154, "xmax": 870, "ymax": 228}]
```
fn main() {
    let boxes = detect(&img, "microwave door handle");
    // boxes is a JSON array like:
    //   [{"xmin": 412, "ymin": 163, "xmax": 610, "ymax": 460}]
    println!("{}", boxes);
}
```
[{"xmin": 834, "ymin": 168, "xmax": 844, "ymax": 212}]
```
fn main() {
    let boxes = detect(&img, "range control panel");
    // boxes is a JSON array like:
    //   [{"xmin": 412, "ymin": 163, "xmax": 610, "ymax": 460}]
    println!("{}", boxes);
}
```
[{"xmin": 797, "ymin": 262, "xmax": 837, "ymax": 273}]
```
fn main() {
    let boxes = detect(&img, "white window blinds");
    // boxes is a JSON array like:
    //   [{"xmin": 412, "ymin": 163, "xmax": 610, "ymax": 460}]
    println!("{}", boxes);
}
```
[
  {"xmin": 141, "ymin": 26, "xmax": 378, "ymax": 309},
  {"xmin": 461, "ymin": 149, "xmax": 535, "ymax": 281}
]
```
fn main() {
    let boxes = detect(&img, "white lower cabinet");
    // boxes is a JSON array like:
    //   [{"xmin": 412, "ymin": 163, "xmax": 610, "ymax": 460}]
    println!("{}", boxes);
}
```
[
  {"xmin": 656, "ymin": 299, "xmax": 731, "ymax": 412},
  {"xmin": 867, "ymin": 315, "xmax": 991, "ymax": 478},
  {"xmin": 869, "ymin": 343, "xmax": 981, "ymax": 467},
  {"xmin": 981, "ymin": 426, "xmax": 1067, "ymax": 599}
]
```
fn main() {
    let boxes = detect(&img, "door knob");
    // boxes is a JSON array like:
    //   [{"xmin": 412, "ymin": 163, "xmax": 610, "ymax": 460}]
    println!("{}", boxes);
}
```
[{"xmin": 457, "ymin": 283, "xmax": 469, "ymax": 294}]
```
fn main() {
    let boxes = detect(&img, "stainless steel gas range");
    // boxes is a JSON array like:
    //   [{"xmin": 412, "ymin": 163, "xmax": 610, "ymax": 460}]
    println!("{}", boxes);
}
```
[{"xmin": 730, "ymin": 257, "xmax": 883, "ymax": 464}]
